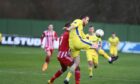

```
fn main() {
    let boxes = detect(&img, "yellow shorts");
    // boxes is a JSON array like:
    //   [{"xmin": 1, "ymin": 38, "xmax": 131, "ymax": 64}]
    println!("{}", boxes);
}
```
[
  {"xmin": 69, "ymin": 38, "xmax": 93, "ymax": 58},
  {"xmin": 86, "ymin": 49, "xmax": 98, "ymax": 65},
  {"xmin": 110, "ymin": 46, "xmax": 118, "ymax": 56},
  {"xmin": 71, "ymin": 49, "xmax": 80, "ymax": 58}
]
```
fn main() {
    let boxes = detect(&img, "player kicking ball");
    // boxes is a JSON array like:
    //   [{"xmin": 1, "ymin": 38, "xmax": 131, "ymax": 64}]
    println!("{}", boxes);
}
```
[
  {"xmin": 41, "ymin": 24, "xmax": 58, "ymax": 72},
  {"xmin": 64, "ymin": 26, "xmax": 116, "ymax": 82},
  {"xmin": 48, "ymin": 23, "xmax": 80, "ymax": 84},
  {"xmin": 64, "ymin": 16, "xmax": 98, "ymax": 84}
]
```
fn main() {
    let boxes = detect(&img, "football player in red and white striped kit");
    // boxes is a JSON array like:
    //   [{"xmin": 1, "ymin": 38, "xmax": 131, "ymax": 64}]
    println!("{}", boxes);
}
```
[
  {"xmin": 41, "ymin": 24, "xmax": 58, "ymax": 71},
  {"xmin": 48, "ymin": 23, "xmax": 80, "ymax": 84}
]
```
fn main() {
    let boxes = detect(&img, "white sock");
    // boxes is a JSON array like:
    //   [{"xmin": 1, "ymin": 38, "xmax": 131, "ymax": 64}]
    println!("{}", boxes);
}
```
[
  {"xmin": 66, "ymin": 78, "xmax": 69, "ymax": 81},
  {"xmin": 109, "ymin": 57, "xmax": 112, "ymax": 61}
]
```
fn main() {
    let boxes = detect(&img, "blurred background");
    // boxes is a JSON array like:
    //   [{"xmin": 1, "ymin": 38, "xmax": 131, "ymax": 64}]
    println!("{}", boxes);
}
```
[
  {"xmin": 0, "ymin": 0, "xmax": 140, "ymax": 23},
  {"xmin": 0, "ymin": 1, "xmax": 140, "ymax": 84},
  {"xmin": 0, "ymin": 0, "xmax": 140, "ymax": 53}
]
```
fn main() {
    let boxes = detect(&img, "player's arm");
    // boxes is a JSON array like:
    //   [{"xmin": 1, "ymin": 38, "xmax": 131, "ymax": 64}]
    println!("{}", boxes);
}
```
[
  {"xmin": 116, "ymin": 37, "xmax": 120, "ymax": 46},
  {"xmin": 117, "ymin": 37, "xmax": 120, "ymax": 43},
  {"xmin": 40, "ymin": 32, "xmax": 45, "ymax": 43},
  {"xmin": 68, "ymin": 20, "xmax": 80, "ymax": 30},
  {"xmin": 59, "ymin": 35, "xmax": 63, "ymax": 46},
  {"xmin": 68, "ymin": 24, "xmax": 75, "ymax": 30},
  {"xmin": 40, "ymin": 32, "xmax": 45, "ymax": 48}
]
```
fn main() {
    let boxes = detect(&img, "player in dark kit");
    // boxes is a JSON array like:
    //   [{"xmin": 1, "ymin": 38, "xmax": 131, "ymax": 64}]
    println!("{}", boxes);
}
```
[{"xmin": 48, "ymin": 23, "xmax": 80, "ymax": 84}]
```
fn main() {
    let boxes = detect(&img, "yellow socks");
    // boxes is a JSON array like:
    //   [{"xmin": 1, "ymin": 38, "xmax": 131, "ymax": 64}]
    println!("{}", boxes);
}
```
[
  {"xmin": 89, "ymin": 67, "xmax": 93, "ymax": 77},
  {"xmin": 65, "ymin": 72, "xmax": 72, "ymax": 81}
]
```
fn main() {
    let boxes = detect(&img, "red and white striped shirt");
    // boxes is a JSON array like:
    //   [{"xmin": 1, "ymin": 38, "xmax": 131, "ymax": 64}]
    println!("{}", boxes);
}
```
[
  {"xmin": 58, "ymin": 31, "xmax": 70, "ymax": 58},
  {"xmin": 41, "ymin": 30, "xmax": 58, "ymax": 50}
]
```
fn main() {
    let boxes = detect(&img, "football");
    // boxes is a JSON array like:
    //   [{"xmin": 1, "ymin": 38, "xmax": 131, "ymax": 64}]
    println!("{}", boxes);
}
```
[{"xmin": 95, "ymin": 29, "xmax": 104, "ymax": 37}]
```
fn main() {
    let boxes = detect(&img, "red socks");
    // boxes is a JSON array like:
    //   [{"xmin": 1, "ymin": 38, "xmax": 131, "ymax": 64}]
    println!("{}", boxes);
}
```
[
  {"xmin": 45, "ymin": 56, "xmax": 50, "ymax": 63},
  {"xmin": 50, "ymin": 70, "xmax": 63, "ymax": 82},
  {"xmin": 75, "ymin": 69, "xmax": 80, "ymax": 84}
]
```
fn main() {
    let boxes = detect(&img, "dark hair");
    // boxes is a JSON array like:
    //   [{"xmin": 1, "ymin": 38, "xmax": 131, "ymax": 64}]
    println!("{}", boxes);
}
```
[
  {"xmin": 80, "ymin": 15, "xmax": 89, "ymax": 19},
  {"xmin": 112, "ymin": 32, "xmax": 115, "ymax": 34},
  {"xmin": 64, "ymin": 22, "xmax": 70, "ymax": 27},
  {"xmin": 89, "ymin": 25, "xmax": 93, "ymax": 28}
]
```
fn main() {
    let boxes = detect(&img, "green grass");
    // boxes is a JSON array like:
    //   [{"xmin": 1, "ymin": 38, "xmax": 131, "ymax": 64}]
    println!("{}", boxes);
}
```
[{"xmin": 0, "ymin": 46, "xmax": 140, "ymax": 84}]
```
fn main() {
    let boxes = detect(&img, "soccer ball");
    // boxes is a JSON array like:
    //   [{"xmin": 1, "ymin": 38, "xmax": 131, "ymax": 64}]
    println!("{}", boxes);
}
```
[{"xmin": 95, "ymin": 29, "xmax": 104, "ymax": 37}]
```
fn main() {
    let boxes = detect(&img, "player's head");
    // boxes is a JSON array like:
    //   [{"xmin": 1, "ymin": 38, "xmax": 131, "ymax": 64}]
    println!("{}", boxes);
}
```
[
  {"xmin": 81, "ymin": 16, "xmax": 90, "ymax": 26},
  {"xmin": 112, "ymin": 32, "xmax": 116, "ymax": 38},
  {"xmin": 63, "ymin": 23, "xmax": 70, "ymax": 31},
  {"xmin": 88, "ymin": 26, "xmax": 94, "ymax": 34},
  {"xmin": 48, "ymin": 24, "xmax": 53, "ymax": 31}
]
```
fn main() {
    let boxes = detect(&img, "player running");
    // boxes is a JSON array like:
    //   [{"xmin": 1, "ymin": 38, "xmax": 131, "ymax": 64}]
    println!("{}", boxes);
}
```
[
  {"xmin": 48, "ymin": 23, "xmax": 80, "ymax": 84},
  {"xmin": 108, "ymin": 32, "xmax": 120, "ymax": 61},
  {"xmin": 41, "ymin": 24, "xmax": 58, "ymax": 71}
]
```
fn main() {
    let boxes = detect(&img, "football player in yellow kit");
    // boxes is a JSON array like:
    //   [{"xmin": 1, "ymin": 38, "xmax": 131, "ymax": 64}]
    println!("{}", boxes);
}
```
[
  {"xmin": 64, "ymin": 26, "xmax": 115, "ymax": 82},
  {"xmin": 64, "ymin": 16, "xmax": 98, "ymax": 84},
  {"xmin": 85, "ymin": 26, "xmax": 115, "ymax": 78},
  {"xmin": 108, "ymin": 32, "xmax": 120, "ymax": 60},
  {"xmin": 85, "ymin": 26, "xmax": 99, "ymax": 78},
  {"xmin": 68, "ymin": 16, "xmax": 98, "ymax": 70}
]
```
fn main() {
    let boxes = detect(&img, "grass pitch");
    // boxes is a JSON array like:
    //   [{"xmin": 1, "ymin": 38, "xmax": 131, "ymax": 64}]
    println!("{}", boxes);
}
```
[{"xmin": 0, "ymin": 46, "xmax": 140, "ymax": 84}]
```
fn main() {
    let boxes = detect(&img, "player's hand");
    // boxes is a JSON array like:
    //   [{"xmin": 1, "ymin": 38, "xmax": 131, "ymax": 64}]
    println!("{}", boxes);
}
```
[{"xmin": 91, "ymin": 43, "xmax": 98, "ymax": 49}]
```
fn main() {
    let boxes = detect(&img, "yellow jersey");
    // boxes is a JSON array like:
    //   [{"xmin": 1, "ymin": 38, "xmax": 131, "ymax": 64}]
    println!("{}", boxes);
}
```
[
  {"xmin": 69, "ymin": 19, "xmax": 86, "ymax": 40},
  {"xmin": 108, "ymin": 36, "xmax": 120, "ymax": 46},
  {"xmin": 86, "ymin": 33, "xmax": 101, "ymax": 44}
]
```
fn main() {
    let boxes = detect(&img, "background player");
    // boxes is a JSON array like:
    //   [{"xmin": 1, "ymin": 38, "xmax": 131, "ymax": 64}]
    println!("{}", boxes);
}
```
[
  {"xmin": 108, "ymin": 32, "xmax": 120, "ymax": 61},
  {"xmin": 41, "ymin": 24, "xmax": 58, "ymax": 71},
  {"xmin": 84, "ymin": 26, "xmax": 115, "ymax": 78},
  {"xmin": 85, "ymin": 26, "xmax": 99, "ymax": 78},
  {"xmin": 48, "ymin": 23, "xmax": 80, "ymax": 84}
]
